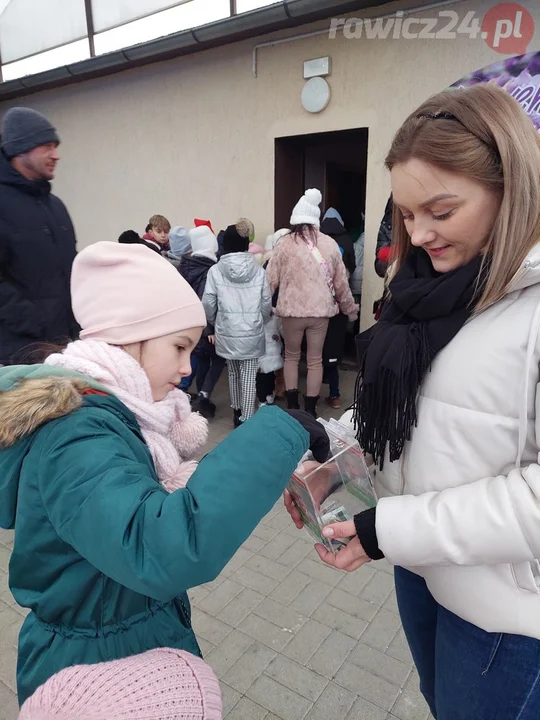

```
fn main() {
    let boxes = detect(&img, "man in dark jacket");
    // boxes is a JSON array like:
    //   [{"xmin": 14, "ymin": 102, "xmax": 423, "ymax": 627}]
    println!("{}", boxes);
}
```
[{"xmin": 0, "ymin": 107, "xmax": 78, "ymax": 365}]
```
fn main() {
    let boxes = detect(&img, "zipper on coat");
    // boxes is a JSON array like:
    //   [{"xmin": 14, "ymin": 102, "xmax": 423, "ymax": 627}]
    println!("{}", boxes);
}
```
[{"xmin": 179, "ymin": 596, "xmax": 192, "ymax": 627}]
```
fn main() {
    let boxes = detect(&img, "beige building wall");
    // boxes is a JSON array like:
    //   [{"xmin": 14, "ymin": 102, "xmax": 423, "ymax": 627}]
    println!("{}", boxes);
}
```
[{"xmin": 2, "ymin": 0, "xmax": 539, "ymax": 328}]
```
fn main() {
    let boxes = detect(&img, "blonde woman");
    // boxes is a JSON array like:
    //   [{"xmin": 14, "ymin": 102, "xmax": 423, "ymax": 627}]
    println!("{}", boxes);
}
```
[{"xmin": 286, "ymin": 85, "xmax": 540, "ymax": 718}]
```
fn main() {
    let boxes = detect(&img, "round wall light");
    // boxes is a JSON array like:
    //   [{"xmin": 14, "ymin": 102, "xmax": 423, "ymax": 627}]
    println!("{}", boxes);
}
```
[{"xmin": 301, "ymin": 76, "xmax": 331, "ymax": 113}]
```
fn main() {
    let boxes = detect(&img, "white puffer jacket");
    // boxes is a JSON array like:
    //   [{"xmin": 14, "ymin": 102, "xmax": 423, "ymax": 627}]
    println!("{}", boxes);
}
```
[
  {"xmin": 259, "ymin": 315, "xmax": 283, "ymax": 374},
  {"xmin": 341, "ymin": 245, "xmax": 540, "ymax": 639}
]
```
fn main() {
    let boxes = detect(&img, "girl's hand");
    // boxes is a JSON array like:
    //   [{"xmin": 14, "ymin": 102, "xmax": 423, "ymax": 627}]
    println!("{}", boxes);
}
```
[
  {"xmin": 208, "ymin": 335, "xmax": 216, "ymax": 345},
  {"xmin": 315, "ymin": 520, "xmax": 371, "ymax": 572},
  {"xmin": 284, "ymin": 410, "xmax": 330, "ymax": 463},
  {"xmin": 283, "ymin": 490, "xmax": 304, "ymax": 529}
]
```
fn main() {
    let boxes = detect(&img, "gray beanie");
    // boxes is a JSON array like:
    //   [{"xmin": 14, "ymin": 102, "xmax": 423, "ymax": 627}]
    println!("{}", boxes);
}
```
[{"xmin": 1, "ymin": 107, "xmax": 60, "ymax": 159}]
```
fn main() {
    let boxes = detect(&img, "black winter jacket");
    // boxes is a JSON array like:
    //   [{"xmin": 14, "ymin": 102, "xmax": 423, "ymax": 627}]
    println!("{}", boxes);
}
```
[
  {"xmin": 179, "ymin": 253, "xmax": 216, "ymax": 338},
  {"xmin": 0, "ymin": 152, "xmax": 77, "ymax": 364},
  {"xmin": 179, "ymin": 254, "xmax": 215, "ymax": 299},
  {"xmin": 319, "ymin": 217, "xmax": 356, "ymax": 277},
  {"xmin": 323, "ymin": 312, "xmax": 348, "ymax": 365}
]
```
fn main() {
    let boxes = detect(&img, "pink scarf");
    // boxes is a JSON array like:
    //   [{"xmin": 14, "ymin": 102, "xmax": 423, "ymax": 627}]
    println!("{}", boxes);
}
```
[{"xmin": 45, "ymin": 340, "xmax": 208, "ymax": 493}]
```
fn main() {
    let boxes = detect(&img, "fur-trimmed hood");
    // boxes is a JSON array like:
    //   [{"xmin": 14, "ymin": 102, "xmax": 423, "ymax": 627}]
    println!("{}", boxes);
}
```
[
  {"xmin": 0, "ymin": 365, "xmax": 108, "ymax": 530},
  {"xmin": 0, "ymin": 365, "xmax": 107, "ymax": 449},
  {"xmin": 0, "ymin": 375, "xmax": 94, "ymax": 449}
]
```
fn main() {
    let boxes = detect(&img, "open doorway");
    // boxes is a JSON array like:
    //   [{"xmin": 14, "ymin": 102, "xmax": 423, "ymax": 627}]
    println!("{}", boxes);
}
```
[
  {"xmin": 274, "ymin": 127, "xmax": 368, "ymax": 361},
  {"xmin": 274, "ymin": 128, "xmax": 368, "ymax": 234}
]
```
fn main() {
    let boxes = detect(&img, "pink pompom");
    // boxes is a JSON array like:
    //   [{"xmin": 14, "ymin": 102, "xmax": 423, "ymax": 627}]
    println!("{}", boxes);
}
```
[
  {"xmin": 248, "ymin": 243, "xmax": 265, "ymax": 255},
  {"xmin": 173, "ymin": 411, "xmax": 209, "ymax": 459}
]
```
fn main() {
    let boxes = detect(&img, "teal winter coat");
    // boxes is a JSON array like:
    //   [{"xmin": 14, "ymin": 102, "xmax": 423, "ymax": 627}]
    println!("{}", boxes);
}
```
[{"xmin": 0, "ymin": 365, "xmax": 308, "ymax": 704}]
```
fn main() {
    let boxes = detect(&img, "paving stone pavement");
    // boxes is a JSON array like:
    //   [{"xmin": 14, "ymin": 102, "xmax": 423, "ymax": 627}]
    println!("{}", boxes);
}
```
[{"xmin": 0, "ymin": 368, "xmax": 432, "ymax": 720}]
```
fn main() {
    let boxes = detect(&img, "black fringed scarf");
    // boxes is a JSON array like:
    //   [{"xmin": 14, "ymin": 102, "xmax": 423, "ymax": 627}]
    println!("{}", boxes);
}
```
[{"xmin": 354, "ymin": 249, "xmax": 484, "ymax": 468}]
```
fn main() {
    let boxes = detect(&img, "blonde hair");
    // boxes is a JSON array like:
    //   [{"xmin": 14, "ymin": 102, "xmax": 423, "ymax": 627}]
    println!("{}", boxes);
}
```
[
  {"xmin": 386, "ymin": 84, "xmax": 540, "ymax": 312},
  {"xmin": 236, "ymin": 218, "xmax": 255, "ymax": 239},
  {"xmin": 148, "ymin": 214, "xmax": 171, "ymax": 233}
]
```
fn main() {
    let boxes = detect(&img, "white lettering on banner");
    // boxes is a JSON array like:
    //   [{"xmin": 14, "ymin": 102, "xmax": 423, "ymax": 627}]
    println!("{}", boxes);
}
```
[{"xmin": 510, "ymin": 79, "xmax": 540, "ymax": 115}]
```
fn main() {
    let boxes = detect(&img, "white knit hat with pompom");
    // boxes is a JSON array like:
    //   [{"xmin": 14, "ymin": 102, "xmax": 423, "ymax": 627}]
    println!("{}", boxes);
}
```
[{"xmin": 290, "ymin": 188, "xmax": 322, "ymax": 228}]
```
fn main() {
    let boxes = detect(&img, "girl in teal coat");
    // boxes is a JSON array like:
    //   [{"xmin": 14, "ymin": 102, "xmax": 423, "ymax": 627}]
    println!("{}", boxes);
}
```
[{"xmin": 0, "ymin": 242, "xmax": 328, "ymax": 705}]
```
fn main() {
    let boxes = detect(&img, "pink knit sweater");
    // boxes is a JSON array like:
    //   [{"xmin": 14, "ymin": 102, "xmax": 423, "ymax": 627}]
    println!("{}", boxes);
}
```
[{"xmin": 267, "ymin": 230, "xmax": 359, "ymax": 319}]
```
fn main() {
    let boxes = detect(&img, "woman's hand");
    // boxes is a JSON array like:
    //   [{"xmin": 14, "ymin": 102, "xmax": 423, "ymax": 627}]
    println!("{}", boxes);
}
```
[
  {"xmin": 283, "ymin": 490, "xmax": 304, "ymax": 529},
  {"xmin": 315, "ymin": 520, "xmax": 371, "ymax": 572}
]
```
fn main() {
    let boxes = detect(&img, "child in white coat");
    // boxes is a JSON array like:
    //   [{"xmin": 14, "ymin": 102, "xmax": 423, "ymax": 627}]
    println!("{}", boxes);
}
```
[{"xmin": 256, "ymin": 314, "xmax": 283, "ymax": 406}]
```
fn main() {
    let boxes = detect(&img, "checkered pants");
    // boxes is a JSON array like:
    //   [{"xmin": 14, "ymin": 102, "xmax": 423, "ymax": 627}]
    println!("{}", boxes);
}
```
[{"xmin": 228, "ymin": 358, "xmax": 259, "ymax": 422}]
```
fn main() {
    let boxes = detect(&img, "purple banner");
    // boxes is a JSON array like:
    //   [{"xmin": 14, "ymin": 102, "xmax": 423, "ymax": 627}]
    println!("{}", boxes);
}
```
[{"xmin": 450, "ymin": 51, "xmax": 540, "ymax": 130}]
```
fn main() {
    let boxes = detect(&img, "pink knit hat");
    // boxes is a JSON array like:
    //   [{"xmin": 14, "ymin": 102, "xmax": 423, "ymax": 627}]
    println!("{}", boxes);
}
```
[
  {"xmin": 72, "ymin": 242, "xmax": 207, "ymax": 344},
  {"xmin": 18, "ymin": 648, "xmax": 222, "ymax": 719}
]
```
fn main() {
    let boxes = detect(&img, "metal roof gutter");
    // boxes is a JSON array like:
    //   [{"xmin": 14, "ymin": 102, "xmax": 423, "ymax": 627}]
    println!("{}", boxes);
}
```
[{"xmin": 0, "ymin": 0, "xmax": 392, "ymax": 101}]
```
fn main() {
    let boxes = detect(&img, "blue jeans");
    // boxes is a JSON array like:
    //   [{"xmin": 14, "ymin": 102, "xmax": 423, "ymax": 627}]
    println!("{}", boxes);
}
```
[
  {"xmin": 323, "ymin": 363, "xmax": 340, "ymax": 398},
  {"xmin": 395, "ymin": 567, "xmax": 540, "ymax": 719},
  {"xmin": 195, "ymin": 340, "xmax": 226, "ymax": 398}
]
